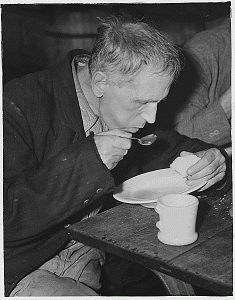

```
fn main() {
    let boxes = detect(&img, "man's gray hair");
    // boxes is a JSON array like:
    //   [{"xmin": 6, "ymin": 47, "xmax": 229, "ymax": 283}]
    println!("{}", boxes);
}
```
[{"xmin": 89, "ymin": 15, "xmax": 181, "ymax": 86}]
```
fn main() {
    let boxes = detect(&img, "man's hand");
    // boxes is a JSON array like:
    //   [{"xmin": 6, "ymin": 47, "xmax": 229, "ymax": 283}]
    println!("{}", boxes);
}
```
[
  {"xmin": 180, "ymin": 149, "xmax": 226, "ymax": 191},
  {"xmin": 94, "ymin": 129, "xmax": 132, "ymax": 170}
]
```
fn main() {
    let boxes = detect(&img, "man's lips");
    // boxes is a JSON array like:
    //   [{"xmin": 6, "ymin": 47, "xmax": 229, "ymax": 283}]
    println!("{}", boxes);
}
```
[
  {"xmin": 127, "ymin": 128, "xmax": 142, "ymax": 133},
  {"xmin": 126, "ymin": 125, "xmax": 145, "ymax": 133}
]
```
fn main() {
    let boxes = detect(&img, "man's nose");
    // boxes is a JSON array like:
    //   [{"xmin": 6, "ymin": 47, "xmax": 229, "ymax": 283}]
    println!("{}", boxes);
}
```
[{"xmin": 143, "ymin": 104, "xmax": 158, "ymax": 124}]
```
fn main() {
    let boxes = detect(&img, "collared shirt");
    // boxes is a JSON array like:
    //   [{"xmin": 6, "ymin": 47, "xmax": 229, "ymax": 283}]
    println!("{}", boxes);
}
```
[{"xmin": 72, "ymin": 55, "xmax": 108, "ymax": 137}]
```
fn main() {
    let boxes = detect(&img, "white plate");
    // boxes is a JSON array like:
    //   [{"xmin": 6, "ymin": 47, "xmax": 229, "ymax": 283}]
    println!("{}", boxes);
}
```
[{"xmin": 113, "ymin": 168, "xmax": 206, "ymax": 208}]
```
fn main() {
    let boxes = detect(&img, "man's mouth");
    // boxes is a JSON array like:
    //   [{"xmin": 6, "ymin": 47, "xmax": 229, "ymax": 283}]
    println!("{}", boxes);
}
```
[
  {"xmin": 129, "ymin": 126, "xmax": 144, "ymax": 133},
  {"xmin": 129, "ymin": 127, "xmax": 142, "ymax": 133},
  {"xmin": 122, "ymin": 125, "xmax": 145, "ymax": 133}
]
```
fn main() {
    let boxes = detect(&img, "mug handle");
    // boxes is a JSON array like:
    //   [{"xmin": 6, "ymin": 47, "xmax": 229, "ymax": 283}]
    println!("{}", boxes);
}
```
[
  {"xmin": 156, "ymin": 221, "xmax": 162, "ymax": 230},
  {"xmin": 155, "ymin": 205, "xmax": 160, "ymax": 213}
]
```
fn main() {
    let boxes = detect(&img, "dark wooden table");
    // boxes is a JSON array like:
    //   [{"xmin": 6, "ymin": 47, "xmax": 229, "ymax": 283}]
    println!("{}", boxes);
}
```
[{"xmin": 67, "ymin": 190, "xmax": 233, "ymax": 296}]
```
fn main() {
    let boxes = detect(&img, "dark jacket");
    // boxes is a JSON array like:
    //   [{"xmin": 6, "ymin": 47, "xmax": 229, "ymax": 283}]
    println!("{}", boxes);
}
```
[{"xmin": 3, "ymin": 49, "xmax": 230, "ymax": 296}]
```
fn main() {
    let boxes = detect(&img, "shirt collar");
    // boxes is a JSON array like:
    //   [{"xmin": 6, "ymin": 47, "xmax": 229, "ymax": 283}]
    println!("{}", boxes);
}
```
[{"xmin": 72, "ymin": 55, "xmax": 108, "ymax": 135}]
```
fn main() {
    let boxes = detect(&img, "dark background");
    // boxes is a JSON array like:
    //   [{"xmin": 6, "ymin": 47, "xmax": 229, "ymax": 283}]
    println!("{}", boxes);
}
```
[{"xmin": 2, "ymin": 2, "xmax": 231, "ymax": 84}]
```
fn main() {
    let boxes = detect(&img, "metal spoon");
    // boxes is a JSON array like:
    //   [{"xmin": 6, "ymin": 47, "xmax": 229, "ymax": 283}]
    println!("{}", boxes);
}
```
[{"xmin": 130, "ymin": 134, "xmax": 157, "ymax": 146}]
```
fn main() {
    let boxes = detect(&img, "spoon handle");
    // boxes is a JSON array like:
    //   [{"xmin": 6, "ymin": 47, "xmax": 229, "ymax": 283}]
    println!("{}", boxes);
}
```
[{"xmin": 130, "ymin": 137, "xmax": 140, "ymax": 141}]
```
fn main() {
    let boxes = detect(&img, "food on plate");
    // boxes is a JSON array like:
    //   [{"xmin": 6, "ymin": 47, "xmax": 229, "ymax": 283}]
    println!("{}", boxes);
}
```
[{"xmin": 170, "ymin": 155, "xmax": 200, "ymax": 178}]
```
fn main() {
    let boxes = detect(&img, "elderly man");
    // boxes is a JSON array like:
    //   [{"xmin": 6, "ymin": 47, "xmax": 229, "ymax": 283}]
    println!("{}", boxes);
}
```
[{"xmin": 4, "ymin": 15, "xmax": 229, "ymax": 296}]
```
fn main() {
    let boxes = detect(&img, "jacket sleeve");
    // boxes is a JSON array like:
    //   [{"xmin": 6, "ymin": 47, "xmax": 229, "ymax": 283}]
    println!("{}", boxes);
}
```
[
  {"xmin": 173, "ymin": 28, "xmax": 231, "ymax": 146},
  {"xmin": 173, "ymin": 81, "xmax": 230, "ymax": 146},
  {"xmin": 4, "ymin": 86, "xmax": 115, "ymax": 245},
  {"xmin": 173, "ymin": 50, "xmax": 230, "ymax": 146}
]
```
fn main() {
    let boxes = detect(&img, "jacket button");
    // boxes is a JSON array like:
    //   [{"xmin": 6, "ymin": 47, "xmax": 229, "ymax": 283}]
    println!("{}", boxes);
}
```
[
  {"xmin": 209, "ymin": 132, "xmax": 214, "ymax": 138},
  {"xmin": 214, "ymin": 130, "xmax": 219, "ymax": 135},
  {"xmin": 96, "ymin": 188, "xmax": 103, "ymax": 193},
  {"xmin": 84, "ymin": 199, "xmax": 89, "ymax": 204}
]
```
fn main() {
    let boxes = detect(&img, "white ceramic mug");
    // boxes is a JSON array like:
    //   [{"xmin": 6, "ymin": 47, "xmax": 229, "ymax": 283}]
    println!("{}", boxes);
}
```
[{"xmin": 155, "ymin": 194, "xmax": 199, "ymax": 246}]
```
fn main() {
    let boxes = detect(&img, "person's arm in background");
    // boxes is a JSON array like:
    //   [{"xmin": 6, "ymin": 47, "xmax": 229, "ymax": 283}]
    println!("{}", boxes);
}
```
[
  {"xmin": 220, "ymin": 87, "xmax": 231, "ymax": 120},
  {"xmin": 173, "ymin": 22, "xmax": 231, "ymax": 148},
  {"xmin": 174, "ymin": 85, "xmax": 231, "ymax": 147}
]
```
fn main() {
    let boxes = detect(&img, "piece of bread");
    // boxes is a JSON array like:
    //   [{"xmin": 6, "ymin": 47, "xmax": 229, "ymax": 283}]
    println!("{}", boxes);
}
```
[{"xmin": 170, "ymin": 155, "xmax": 200, "ymax": 178}]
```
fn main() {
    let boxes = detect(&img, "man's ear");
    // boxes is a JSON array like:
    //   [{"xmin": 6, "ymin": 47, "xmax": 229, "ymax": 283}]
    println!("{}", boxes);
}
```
[{"xmin": 91, "ymin": 71, "xmax": 108, "ymax": 98}]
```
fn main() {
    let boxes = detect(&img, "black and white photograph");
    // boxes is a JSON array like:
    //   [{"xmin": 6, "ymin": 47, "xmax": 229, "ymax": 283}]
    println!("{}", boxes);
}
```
[{"xmin": 2, "ymin": 1, "xmax": 232, "ymax": 297}]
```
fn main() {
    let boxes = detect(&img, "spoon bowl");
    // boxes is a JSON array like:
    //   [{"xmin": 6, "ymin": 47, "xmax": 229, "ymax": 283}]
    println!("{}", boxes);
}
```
[{"xmin": 131, "ymin": 134, "xmax": 157, "ymax": 146}]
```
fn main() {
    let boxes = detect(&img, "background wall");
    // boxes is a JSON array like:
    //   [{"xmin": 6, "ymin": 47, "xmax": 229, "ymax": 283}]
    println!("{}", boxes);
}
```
[{"xmin": 2, "ymin": 2, "xmax": 231, "ymax": 84}]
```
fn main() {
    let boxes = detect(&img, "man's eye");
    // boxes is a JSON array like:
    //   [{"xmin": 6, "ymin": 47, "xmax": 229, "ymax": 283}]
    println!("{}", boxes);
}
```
[
  {"xmin": 134, "ymin": 102, "xmax": 144, "ymax": 108},
  {"xmin": 138, "ymin": 101, "xmax": 148, "ymax": 106}
]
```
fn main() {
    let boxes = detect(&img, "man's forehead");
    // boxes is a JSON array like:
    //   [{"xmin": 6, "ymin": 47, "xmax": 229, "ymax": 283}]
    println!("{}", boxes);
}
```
[{"xmin": 129, "ymin": 69, "xmax": 174, "ymax": 88}]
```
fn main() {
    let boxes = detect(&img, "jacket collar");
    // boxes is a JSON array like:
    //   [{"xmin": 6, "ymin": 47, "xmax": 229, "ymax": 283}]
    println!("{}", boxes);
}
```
[{"xmin": 50, "ymin": 49, "xmax": 91, "ymax": 134}]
